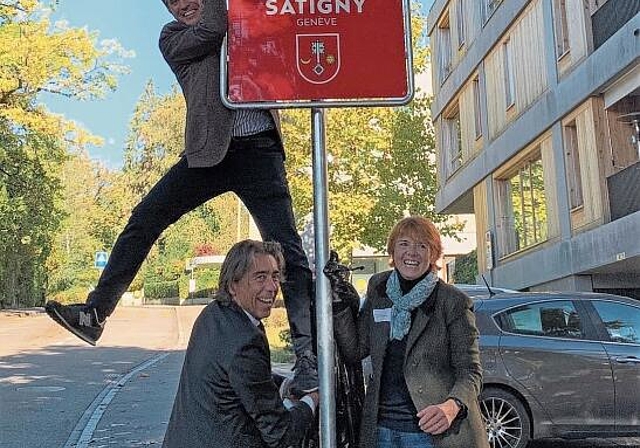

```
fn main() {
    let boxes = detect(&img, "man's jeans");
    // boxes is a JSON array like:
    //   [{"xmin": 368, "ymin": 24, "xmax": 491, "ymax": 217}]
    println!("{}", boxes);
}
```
[
  {"xmin": 376, "ymin": 426, "xmax": 435, "ymax": 448},
  {"xmin": 88, "ymin": 130, "xmax": 314, "ymax": 356}
]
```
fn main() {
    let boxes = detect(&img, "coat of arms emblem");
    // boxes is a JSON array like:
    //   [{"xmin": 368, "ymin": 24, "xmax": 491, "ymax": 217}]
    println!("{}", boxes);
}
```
[{"xmin": 296, "ymin": 33, "xmax": 341, "ymax": 85}]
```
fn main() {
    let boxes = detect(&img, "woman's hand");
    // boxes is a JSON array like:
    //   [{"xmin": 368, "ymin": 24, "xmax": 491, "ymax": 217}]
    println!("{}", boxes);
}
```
[{"xmin": 416, "ymin": 399, "xmax": 460, "ymax": 434}]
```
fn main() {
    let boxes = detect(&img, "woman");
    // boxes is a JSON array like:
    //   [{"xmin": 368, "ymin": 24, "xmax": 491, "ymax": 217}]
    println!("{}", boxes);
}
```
[{"xmin": 332, "ymin": 216, "xmax": 489, "ymax": 448}]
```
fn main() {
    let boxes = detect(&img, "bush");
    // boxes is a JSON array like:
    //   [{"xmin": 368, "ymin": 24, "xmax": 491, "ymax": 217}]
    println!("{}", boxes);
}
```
[
  {"xmin": 50, "ymin": 285, "xmax": 92, "ymax": 304},
  {"xmin": 278, "ymin": 329, "xmax": 292, "ymax": 349},
  {"xmin": 272, "ymin": 328, "xmax": 294, "ymax": 363},
  {"xmin": 179, "ymin": 268, "xmax": 221, "ymax": 299},
  {"xmin": 452, "ymin": 249, "xmax": 478, "ymax": 284},
  {"xmin": 144, "ymin": 280, "xmax": 180, "ymax": 300},
  {"xmin": 263, "ymin": 308, "xmax": 294, "ymax": 362}
]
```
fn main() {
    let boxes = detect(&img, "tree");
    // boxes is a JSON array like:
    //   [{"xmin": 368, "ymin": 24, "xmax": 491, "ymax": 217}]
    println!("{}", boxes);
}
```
[
  {"xmin": 1, "ymin": 0, "xmax": 130, "ymax": 143},
  {"xmin": 0, "ymin": 0, "xmax": 131, "ymax": 306},
  {"xmin": 123, "ymin": 82, "xmax": 185, "ymax": 194},
  {"xmin": 46, "ymin": 150, "xmax": 115, "ymax": 302},
  {"xmin": 0, "ymin": 124, "xmax": 64, "ymax": 307}
]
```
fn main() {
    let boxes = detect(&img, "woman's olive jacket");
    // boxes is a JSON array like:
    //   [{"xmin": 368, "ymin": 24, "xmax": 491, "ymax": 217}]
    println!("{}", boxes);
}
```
[{"xmin": 334, "ymin": 271, "xmax": 490, "ymax": 448}]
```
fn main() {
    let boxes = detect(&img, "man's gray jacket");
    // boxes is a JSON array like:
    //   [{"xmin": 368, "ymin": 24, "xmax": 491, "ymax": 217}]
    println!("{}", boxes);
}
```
[
  {"xmin": 162, "ymin": 300, "xmax": 313, "ymax": 448},
  {"xmin": 159, "ymin": 0, "xmax": 280, "ymax": 168}
]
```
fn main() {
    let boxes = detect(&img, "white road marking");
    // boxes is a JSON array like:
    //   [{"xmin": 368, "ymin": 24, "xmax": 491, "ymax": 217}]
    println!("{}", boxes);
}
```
[{"xmin": 63, "ymin": 353, "xmax": 169, "ymax": 448}]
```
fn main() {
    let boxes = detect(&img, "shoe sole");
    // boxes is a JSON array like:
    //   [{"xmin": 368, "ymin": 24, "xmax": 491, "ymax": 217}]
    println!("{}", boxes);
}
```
[
  {"xmin": 288, "ymin": 386, "xmax": 319, "ymax": 400},
  {"xmin": 289, "ymin": 384, "xmax": 319, "ymax": 397},
  {"xmin": 298, "ymin": 386, "xmax": 319, "ymax": 393},
  {"xmin": 46, "ymin": 306, "xmax": 98, "ymax": 347}
]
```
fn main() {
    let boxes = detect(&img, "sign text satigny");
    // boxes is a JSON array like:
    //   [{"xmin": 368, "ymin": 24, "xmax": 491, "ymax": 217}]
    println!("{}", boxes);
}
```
[{"xmin": 223, "ymin": 0, "xmax": 413, "ymax": 107}]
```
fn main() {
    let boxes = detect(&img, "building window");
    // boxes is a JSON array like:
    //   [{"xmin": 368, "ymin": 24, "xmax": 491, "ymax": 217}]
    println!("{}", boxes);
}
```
[
  {"xmin": 503, "ymin": 39, "xmax": 515, "ymax": 108},
  {"xmin": 473, "ymin": 77, "xmax": 483, "ymax": 139},
  {"xmin": 498, "ymin": 152, "xmax": 548, "ymax": 254},
  {"xmin": 444, "ymin": 106, "xmax": 463, "ymax": 175},
  {"xmin": 554, "ymin": 0, "xmax": 570, "ymax": 58},
  {"xmin": 563, "ymin": 120, "xmax": 583, "ymax": 209},
  {"xmin": 456, "ymin": 0, "xmax": 466, "ymax": 48},
  {"xmin": 438, "ymin": 14, "xmax": 452, "ymax": 81}
]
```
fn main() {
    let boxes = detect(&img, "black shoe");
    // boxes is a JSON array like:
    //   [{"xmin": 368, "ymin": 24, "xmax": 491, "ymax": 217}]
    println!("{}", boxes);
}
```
[
  {"xmin": 45, "ymin": 301, "xmax": 105, "ymax": 346},
  {"xmin": 290, "ymin": 350, "xmax": 319, "ymax": 397}
]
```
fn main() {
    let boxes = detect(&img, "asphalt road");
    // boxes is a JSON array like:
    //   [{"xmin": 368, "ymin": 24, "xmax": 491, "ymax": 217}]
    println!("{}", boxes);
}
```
[
  {"xmin": 0, "ymin": 306, "xmax": 638, "ymax": 448},
  {"xmin": 0, "ymin": 306, "xmax": 201, "ymax": 448}
]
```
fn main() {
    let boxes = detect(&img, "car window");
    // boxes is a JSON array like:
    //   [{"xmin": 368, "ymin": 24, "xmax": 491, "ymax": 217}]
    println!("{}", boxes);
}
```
[
  {"xmin": 495, "ymin": 300, "xmax": 584, "ymax": 339},
  {"xmin": 591, "ymin": 301, "xmax": 640, "ymax": 344}
]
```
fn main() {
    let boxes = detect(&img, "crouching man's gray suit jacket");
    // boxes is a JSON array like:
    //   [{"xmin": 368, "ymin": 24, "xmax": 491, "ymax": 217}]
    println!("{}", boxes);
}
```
[{"xmin": 162, "ymin": 300, "xmax": 313, "ymax": 448}]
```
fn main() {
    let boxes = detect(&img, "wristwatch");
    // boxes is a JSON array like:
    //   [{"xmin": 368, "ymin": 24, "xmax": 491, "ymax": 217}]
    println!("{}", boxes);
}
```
[{"xmin": 448, "ymin": 396, "xmax": 467, "ymax": 419}]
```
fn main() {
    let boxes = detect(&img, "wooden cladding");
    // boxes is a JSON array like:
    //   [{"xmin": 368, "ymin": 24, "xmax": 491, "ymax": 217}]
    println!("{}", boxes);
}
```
[
  {"xmin": 485, "ymin": 0, "xmax": 548, "ymax": 140},
  {"xmin": 563, "ymin": 100, "xmax": 606, "ymax": 232}
]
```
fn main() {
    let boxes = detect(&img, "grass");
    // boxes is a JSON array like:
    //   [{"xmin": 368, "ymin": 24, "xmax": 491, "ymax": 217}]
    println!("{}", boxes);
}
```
[{"xmin": 264, "ymin": 307, "xmax": 295, "ymax": 363}]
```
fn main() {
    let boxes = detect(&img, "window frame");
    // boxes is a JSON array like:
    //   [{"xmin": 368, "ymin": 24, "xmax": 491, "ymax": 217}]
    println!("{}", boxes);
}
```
[
  {"xmin": 473, "ymin": 77, "xmax": 483, "ymax": 139},
  {"xmin": 563, "ymin": 119, "xmax": 584, "ymax": 210},
  {"xmin": 554, "ymin": 0, "xmax": 571, "ymax": 59},
  {"xmin": 437, "ymin": 13, "xmax": 453, "ymax": 83},
  {"xmin": 443, "ymin": 104, "xmax": 463, "ymax": 175},
  {"xmin": 503, "ymin": 38, "xmax": 516, "ymax": 109},
  {"xmin": 456, "ymin": 0, "xmax": 466, "ymax": 48},
  {"xmin": 495, "ymin": 148, "xmax": 549, "ymax": 256}
]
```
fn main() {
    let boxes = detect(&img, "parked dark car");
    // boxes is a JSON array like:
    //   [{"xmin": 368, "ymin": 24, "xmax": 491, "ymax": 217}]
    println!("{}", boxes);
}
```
[{"xmin": 471, "ymin": 290, "xmax": 640, "ymax": 448}]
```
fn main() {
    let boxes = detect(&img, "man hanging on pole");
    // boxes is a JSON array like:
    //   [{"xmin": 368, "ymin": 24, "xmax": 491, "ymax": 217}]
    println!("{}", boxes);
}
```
[{"xmin": 45, "ymin": 0, "xmax": 318, "ymax": 396}]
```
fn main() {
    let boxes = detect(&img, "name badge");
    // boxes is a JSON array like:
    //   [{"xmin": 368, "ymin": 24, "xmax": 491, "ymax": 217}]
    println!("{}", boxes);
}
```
[{"xmin": 373, "ymin": 308, "xmax": 392, "ymax": 323}]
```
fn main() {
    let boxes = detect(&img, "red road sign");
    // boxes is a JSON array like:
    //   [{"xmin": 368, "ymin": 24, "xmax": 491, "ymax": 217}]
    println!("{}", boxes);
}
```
[{"xmin": 224, "ymin": 0, "xmax": 413, "ymax": 106}]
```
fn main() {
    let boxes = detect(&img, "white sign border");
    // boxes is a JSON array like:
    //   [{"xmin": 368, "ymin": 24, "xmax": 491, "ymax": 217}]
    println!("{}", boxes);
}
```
[{"xmin": 221, "ymin": 0, "xmax": 414, "ymax": 109}]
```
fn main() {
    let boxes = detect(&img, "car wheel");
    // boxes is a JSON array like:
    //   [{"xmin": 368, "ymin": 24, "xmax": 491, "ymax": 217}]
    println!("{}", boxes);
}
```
[{"xmin": 480, "ymin": 388, "xmax": 531, "ymax": 448}]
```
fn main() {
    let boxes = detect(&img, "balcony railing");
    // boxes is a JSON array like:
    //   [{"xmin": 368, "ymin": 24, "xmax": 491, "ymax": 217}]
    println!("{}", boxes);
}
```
[
  {"xmin": 592, "ymin": 0, "xmax": 640, "ymax": 50},
  {"xmin": 607, "ymin": 160, "xmax": 640, "ymax": 221}
]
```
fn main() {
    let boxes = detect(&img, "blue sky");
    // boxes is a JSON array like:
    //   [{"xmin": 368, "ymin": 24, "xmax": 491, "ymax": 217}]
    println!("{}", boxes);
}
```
[{"xmin": 42, "ymin": 0, "xmax": 435, "ymax": 169}]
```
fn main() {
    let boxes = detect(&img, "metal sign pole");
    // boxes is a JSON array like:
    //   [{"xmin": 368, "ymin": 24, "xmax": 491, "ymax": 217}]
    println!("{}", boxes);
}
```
[{"xmin": 311, "ymin": 107, "xmax": 336, "ymax": 448}]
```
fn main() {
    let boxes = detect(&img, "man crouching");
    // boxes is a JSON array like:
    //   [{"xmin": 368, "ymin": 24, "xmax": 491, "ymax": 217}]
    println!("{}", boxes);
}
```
[{"xmin": 163, "ymin": 240, "xmax": 318, "ymax": 448}]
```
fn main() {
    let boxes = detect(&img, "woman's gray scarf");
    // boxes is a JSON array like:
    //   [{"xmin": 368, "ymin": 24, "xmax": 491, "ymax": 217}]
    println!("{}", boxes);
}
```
[{"xmin": 386, "ymin": 269, "xmax": 439, "ymax": 340}]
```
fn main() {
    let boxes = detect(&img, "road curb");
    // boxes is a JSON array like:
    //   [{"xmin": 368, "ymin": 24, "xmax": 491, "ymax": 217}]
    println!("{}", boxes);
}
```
[{"xmin": 0, "ymin": 307, "xmax": 44, "ymax": 317}]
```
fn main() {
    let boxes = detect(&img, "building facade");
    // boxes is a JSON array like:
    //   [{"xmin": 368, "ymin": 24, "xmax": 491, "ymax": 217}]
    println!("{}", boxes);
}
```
[{"xmin": 427, "ymin": 0, "xmax": 640, "ymax": 297}]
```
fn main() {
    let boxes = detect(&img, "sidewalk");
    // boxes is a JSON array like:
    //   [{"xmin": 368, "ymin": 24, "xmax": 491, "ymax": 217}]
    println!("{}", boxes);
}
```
[
  {"xmin": 69, "ymin": 351, "xmax": 182, "ymax": 447},
  {"xmin": 64, "ymin": 353, "xmax": 296, "ymax": 447}
]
